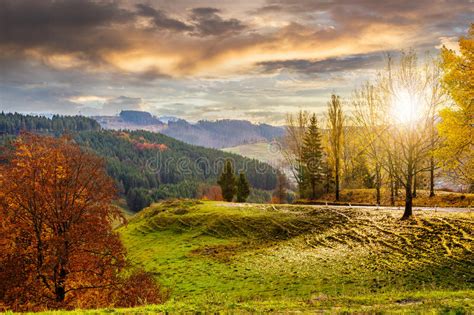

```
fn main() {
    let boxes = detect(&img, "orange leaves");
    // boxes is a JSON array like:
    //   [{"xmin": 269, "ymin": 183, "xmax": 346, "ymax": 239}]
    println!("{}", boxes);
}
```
[{"xmin": 0, "ymin": 133, "xmax": 129, "ymax": 311}]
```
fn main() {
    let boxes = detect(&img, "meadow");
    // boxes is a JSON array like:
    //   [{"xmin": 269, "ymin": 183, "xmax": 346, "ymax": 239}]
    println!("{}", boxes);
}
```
[{"xmin": 28, "ymin": 200, "xmax": 474, "ymax": 313}]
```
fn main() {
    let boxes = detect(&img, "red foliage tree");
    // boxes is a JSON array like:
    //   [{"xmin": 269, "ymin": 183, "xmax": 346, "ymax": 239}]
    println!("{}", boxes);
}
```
[{"xmin": 0, "ymin": 134, "xmax": 163, "ymax": 311}]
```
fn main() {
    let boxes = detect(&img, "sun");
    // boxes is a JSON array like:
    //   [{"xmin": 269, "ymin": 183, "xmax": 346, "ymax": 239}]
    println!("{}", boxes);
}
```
[{"xmin": 391, "ymin": 88, "xmax": 421, "ymax": 124}]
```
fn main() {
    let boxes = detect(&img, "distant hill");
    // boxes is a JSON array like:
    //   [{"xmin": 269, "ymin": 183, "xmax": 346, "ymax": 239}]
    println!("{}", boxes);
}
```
[
  {"xmin": 164, "ymin": 119, "xmax": 285, "ymax": 148},
  {"xmin": 93, "ymin": 111, "xmax": 285, "ymax": 149},
  {"xmin": 0, "ymin": 113, "xmax": 278, "ymax": 211},
  {"xmin": 119, "ymin": 110, "xmax": 163, "ymax": 125}
]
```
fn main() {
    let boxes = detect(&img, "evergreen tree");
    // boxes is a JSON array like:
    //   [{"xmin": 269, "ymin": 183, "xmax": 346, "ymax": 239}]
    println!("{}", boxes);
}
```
[
  {"xmin": 217, "ymin": 160, "xmax": 236, "ymax": 202},
  {"xmin": 301, "ymin": 114, "xmax": 323, "ymax": 200},
  {"xmin": 236, "ymin": 172, "xmax": 250, "ymax": 202},
  {"xmin": 126, "ymin": 188, "xmax": 153, "ymax": 212}
]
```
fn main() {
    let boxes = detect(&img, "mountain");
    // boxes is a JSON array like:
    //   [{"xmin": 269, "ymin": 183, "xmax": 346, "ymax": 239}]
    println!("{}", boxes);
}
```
[
  {"xmin": 0, "ymin": 113, "xmax": 278, "ymax": 210},
  {"xmin": 119, "ymin": 110, "xmax": 164, "ymax": 125},
  {"xmin": 164, "ymin": 119, "xmax": 285, "ymax": 148},
  {"xmin": 93, "ymin": 111, "xmax": 285, "ymax": 149}
]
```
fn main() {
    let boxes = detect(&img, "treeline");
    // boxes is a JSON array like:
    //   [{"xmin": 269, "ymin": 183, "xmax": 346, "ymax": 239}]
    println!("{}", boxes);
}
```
[{"xmin": 0, "ymin": 112, "xmax": 101, "ymax": 135}]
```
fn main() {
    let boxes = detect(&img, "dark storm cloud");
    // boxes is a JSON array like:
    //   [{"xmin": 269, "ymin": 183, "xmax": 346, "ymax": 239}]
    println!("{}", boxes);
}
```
[
  {"xmin": 257, "ymin": 52, "xmax": 386, "ymax": 75},
  {"xmin": 0, "ymin": 0, "xmax": 133, "ymax": 53},
  {"xmin": 135, "ymin": 4, "xmax": 193, "ymax": 32},
  {"xmin": 190, "ymin": 7, "xmax": 247, "ymax": 37}
]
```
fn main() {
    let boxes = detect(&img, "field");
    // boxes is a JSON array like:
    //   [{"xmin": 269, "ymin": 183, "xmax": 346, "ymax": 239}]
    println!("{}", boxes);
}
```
[
  {"xmin": 30, "ymin": 200, "xmax": 474, "ymax": 313},
  {"xmin": 223, "ymin": 141, "xmax": 284, "ymax": 168}
]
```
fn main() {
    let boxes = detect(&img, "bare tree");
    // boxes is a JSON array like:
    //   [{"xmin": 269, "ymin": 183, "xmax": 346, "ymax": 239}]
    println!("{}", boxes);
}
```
[
  {"xmin": 282, "ymin": 110, "xmax": 310, "ymax": 197},
  {"xmin": 327, "ymin": 94, "xmax": 345, "ymax": 201},
  {"xmin": 352, "ymin": 82, "xmax": 385, "ymax": 205},
  {"xmin": 378, "ymin": 51, "xmax": 437, "ymax": 219}
]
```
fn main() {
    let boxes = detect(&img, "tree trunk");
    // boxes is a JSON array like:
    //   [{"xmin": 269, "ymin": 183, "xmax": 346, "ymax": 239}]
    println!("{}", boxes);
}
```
[
  {"xmin": 402, "ymin": 181, "xmax": 413, "ymax": 219},
  {"xmin": 375, "ymin": 163, "xmax": 381, "ymax": 205},
  {"xmin": 429, "ymin": 156, "xmax": 435, "ymax": 197},
  {"xmin": 390, "ymin": 173, "xmax": 395, "ymax": 206},
  {"xmin": 402, "ymin": 163, "xmax": 414, "ymax": 219},
  {"xmin": 335, "ymin": 159, "xmax": 340, "ymax": 201},
  {"xmin": 412, "ymin": 171, "xmax": 417, "ymax": 198},
  {"xmin": 55, "ymin": 267, "xmax": 67, "ymax": 303}
]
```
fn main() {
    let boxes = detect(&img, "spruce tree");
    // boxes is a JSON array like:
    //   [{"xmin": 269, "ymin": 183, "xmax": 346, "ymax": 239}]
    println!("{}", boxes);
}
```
[
  {"xmin": 301, "ymin": 114, "xmax": 323, "ymax": 200},
  {"xmin": 236, "ymin": 172, "xmax": 251, "ymax": 202},
  {"xmin": 218, "ymin": 160, "xmax": 237, "ymax": 202}
]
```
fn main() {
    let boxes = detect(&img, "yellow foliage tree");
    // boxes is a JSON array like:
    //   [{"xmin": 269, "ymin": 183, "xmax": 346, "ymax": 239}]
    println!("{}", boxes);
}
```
[{"xmin": 437, "ymin": 24, "xmax": 474, "ymax": 189}]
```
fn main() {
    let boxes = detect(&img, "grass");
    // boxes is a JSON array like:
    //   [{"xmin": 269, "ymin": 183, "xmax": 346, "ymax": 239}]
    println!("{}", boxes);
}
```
[
  {"xmin": 29, "ymin": 200, "xmax": 474, "ymax": 313},
  {"xmin": 223, "ymin": 141, "xmax": 284, "ymax": 166}
]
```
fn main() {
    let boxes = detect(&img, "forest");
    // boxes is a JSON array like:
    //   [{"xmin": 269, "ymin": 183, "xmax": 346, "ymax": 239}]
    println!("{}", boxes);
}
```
[{"xmin": 0, "ymin": 114, "xmax": 277, "ymax": 211}]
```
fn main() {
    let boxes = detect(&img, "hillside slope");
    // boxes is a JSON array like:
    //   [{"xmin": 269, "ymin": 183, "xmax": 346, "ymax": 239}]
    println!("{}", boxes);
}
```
[
  {"xmin": 0, "ymin": 114, "xmax": 278, "ymax": 209},
  {"xmin": 114, "ymin": 201, "xmax": 474, "ymax": 312}
]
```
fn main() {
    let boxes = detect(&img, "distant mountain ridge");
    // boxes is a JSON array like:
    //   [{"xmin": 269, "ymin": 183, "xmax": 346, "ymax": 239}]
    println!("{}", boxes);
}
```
[{"xmin": 93, "ymin": 111, "xmax": 284, "ymax": 149}]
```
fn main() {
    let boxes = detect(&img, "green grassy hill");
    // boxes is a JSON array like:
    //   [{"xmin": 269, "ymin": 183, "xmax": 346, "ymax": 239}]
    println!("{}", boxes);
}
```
[
  {"xmin": 33, "ymin": 201, "xmax": 474, "ymax": 313},
  {"xmin": 117, "ymin": 201, "xmax": 473, "ymax": 313}
]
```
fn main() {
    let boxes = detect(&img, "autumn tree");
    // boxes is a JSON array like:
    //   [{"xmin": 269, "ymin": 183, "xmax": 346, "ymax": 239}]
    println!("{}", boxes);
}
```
[
  {"xmin": 424, "ymin": 55, "xmax": 447, "ymax": 197},
  {"xmin": 437, "ymin": 25, "xmax": 473, "ymax": 190},
  {"xmin": 0, "ymin": 134, "xmax": 125, "ymax": 309},
  {"xmin": 327, "ymin": 94, "xmax": 345, "ymax": 201},
  {"xmin": 301, "ymin": 114, "xmax": 323, "ymax": 200},
  {"xmin": 217, "ymin": 160, "xmax": 236, "ymax": 202},
  {"xmin": 0, "ymin": 134, "xmax": 162, "ymax": 311},
  {"xmin": 236, "ymin": 172, "xmax": 250, "ymax": 203}
]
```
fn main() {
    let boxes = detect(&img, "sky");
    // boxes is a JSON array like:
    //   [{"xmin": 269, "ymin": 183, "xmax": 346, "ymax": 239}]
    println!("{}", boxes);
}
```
[{"xmin": 0, "ymin": 0, "xmax": 472, "ymax": 124}]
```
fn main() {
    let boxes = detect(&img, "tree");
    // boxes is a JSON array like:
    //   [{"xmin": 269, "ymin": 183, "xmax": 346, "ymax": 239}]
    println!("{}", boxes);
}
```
[
  {"xmin": 437, "ymin": 25, "xmax": 473, "ymax": 190},
  {"xmin": 327, "ymin": 94, "xmax": 345, "ymax": 201},
  {"xmin": 301, "ymin": 114, "xmax": 323, "ymax": 200},
  {"xmin": 0, "ymin": 134, "xmax": 126, "ymax": 309},
  {"xmin": 126, "ymin": 187, "xmax": 153, "ymax": 212},
  {"xmin": 352, "ymin": 82, "xmax": 385, "ymax": 205},
  {"xmin": 217, "ymin": 160, "xmax": 236, "ymax": 202},
  {"xmin": 236, "ymin": 172, "xmax": 250, "ymax": 203},
  {"xmin": 282, "ymin": 110, "xmax": 310, "ymax": 197},
  {"xmin": 378, "ymin": 52, "xmax": 437, "ymax": 219},
  {"xmin": 273, "ymin": 170, "xmax": 288, "ymax": 204}
]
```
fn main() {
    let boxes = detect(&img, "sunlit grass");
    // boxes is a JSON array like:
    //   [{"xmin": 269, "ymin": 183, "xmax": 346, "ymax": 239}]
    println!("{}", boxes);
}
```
[{"xmin": 31, "ymin": 200, "xmax": 474, "ymax": 313}]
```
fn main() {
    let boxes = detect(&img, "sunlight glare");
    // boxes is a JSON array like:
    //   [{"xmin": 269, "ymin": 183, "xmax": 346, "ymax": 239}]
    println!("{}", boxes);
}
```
[{"xmin": 391, "ymin": 88, "xmax": 420, "ymax": 124}]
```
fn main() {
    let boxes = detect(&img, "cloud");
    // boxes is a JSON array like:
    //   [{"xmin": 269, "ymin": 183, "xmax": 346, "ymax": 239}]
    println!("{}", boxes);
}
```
[
  {"xmin": 257, "ymin": 52, "xmax": 387, "ymax": 75},
  {"xmin": 190, "ymin": 7, "xmax": 247, "ymax": 37},
  {"xmin": 135, "ymin": 4, "xmax": 193, "ymax": 32},
  {"xmin": 0, "ymin": 0, "xmax": 472, "ymax": 121},
  {"xmin": 0, "ymin": 0, "xmax": 133, "ymax": 54}
]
